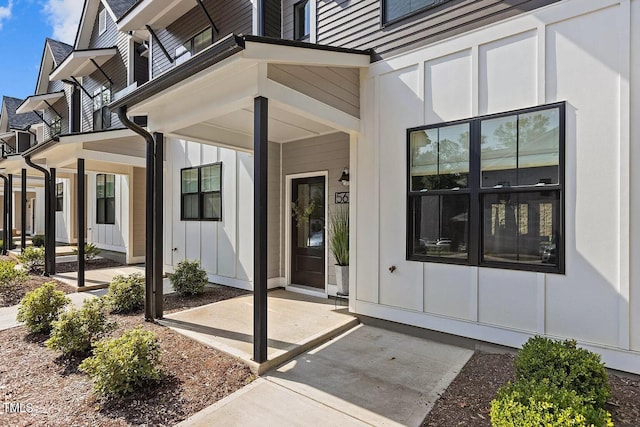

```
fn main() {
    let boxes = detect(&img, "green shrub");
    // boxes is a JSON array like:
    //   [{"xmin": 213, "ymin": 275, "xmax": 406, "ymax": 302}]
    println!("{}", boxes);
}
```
[
  {"xmin": 0, "ymin": 259, "xmax": 27, "ymax": 305},
  {"xmin": 31, "ymin": 234, "xmax": 45, "ymax": 247},
  {"xmin": 490, "ymin": 380, "xmax": 613, "ymax": 427},
  {"xmin": 16, "ymin": 282, "xmax": 70, "ymax": 333},
  {"xmin": 515, "ymin": 337, "xmax": 610, "ymax": 407},
  {"xmin": 18, "ymin": 246, "xmax": 45, "ymax": 274},
  {"xmin": 46, "ymin": 298, "xmax": 114, "ymax": 356},
  {"xmin": 170, "ymin": 259, "xmax": 207, "ymax": 296},
  {"xmin": 105, "ymin": 273, "xmax": 144, "ymax": 313},
  {"xmin": 79, "ymin": 327, "xmax": 162, "ymax": 397},
  {"xmin": 72, "ymin": 243, "xmax": 101, "ymax": 261}
]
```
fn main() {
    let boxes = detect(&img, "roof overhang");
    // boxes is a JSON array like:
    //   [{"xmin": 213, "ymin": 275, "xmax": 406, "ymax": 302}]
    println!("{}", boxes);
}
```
[
  {"xmin": 111, "ymin": 35, "xmax": 371, "ymax": 149},
  {"xmin": 50, "ymin": 47, "xmax": 118, "ymax": 81},
  {"xmin": 118, "ymin": 0, "xmax": 197, "ymax": 32},
  {"xmin": 0, "ymin": 131, "xmax": 14, "ymax": 140},
  {"xmin": 16, "ymin": 92, "xmax": 65, "ymax": 114}
]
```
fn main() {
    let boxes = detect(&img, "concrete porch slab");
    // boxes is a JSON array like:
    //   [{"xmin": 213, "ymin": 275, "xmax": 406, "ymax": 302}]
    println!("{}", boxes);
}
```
[
  {"xmin": 53, "ymin": 265, "xmax": 146, "ymax": 291},
  {"xmin": 161, "ymin": 289, "xmax": 359, "ymax": 374}
]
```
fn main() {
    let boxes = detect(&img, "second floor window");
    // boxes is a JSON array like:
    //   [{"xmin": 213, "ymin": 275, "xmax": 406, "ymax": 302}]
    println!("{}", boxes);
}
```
[
  {"xmin": 175, "ymin": 28, "xmax": 213, "ymax": 65},
  {"xmin": 93, "ymin": 86, "xmax": 111, "ymax": 131},
  {"xmin": 383, "ymin": 0, "xmax": 443, "ymax": 25},
  {"xmin": 96, "ymin": 174, "xmax": 116, "ymax": 224},
  {"xmin": 50, "ymin": 116, "xmax": 62, "ymax": 137},
  {"xmin": 56, "ymin": 183, "xmax": 63, "ymax": 212},
  {"xmin": 294, "ymin": 0, "xmax": 310, "ymax": 40}
]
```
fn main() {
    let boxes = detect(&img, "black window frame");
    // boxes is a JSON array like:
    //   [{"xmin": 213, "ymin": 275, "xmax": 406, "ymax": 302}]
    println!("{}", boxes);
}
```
[
  {"xmin": 96, "ymin": 173, "xmax": 116, "ymax": 225},
  {"xmin": 406, "ymin": 102, "xmax": 565, "ymax": 274},
  {"xmin": 180, "ymin": 162, "xmax": 223, "ymax": 222},
  {"xmin": 175, "ymin": 27, "xmax": 213, "ymax": 64},
  {"xmin": 55, "ymin": 182, "xmax": 64, "ymax": 212},
  {"xmin": 50, "ymin": 115, "xmax": 62, "ymax": 137},
  {"xmin": 93, "ymin": 85, "xmax": 111, "ymax": 131},
  {"xmin": 293, "ymin": 0, "xmax": 310, "ymax": 41},
  {"xmin": 382, "ymin": 0, "xmax": 450, "ymax": 27}
]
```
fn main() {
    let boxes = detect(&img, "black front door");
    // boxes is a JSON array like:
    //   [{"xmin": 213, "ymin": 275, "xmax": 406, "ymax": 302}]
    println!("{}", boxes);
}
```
[{"xmin": 291, "ymin": 176, "xmax": 325, "ymax": 289}]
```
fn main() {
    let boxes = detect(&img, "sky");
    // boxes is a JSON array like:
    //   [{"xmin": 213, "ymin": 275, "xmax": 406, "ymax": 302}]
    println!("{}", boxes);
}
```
[{"xmin": 0, "ymin": 0, "xmax": 84, "ymax": 101}]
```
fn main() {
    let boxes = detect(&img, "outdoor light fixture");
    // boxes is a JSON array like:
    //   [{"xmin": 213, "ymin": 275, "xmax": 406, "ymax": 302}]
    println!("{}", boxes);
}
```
[
  {"xmin": 339, "ymin": 168, "xmax": 350, "ymax": 186},
  {"xmin": 136, "ymin": 42, "xmax": 149, "ymax": 57}
]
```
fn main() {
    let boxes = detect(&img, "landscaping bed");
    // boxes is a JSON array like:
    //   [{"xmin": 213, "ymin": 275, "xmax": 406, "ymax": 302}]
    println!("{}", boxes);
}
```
[
  {"xmin": 0, "ymin": 295, "xmax": 253, "ymax": 426},
  {"xmin": 55, "ymin": 258, "xmax": 126, "ymax": 274},
  {"xmin": 1, "ymin": 275, "xmax": 74, "ymax": 307},
  {"xmin": 422, "ymin": 352, "xmax": 640, "ymax": 427}
]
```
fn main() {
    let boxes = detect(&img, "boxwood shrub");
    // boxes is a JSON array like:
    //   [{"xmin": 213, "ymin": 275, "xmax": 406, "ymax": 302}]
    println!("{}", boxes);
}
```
[
  {"xmin": 490, "ymin": 379, "xmax": 613, "ymax": 427},
  {"xmin": 105, "ymin": 273, "xmax": 144, "ymax": 313},
  {"xmin": 515, "ymin": 336, "xmax": 610, "ymax": 407},
  {"xmin": 170, "ymin": 259, "xmax": 208, "ymax": 296},
  {"xmin": 16, "ymin": 282, "xmax": 70, "ymax": 333},
  {"xmin": 0, "ymin": 259, "xmax": 27, "ymax": 305},
  {"xmin": 79, "ymin": 327, "xmax": 162, "ymax": 397},
  {"xmin": 46, "ymin": 298, "xmax": 115, "ymax": 356},
  {"xmin": 18, "ymin": 247, "xmax": 45, "ymax": 274}
]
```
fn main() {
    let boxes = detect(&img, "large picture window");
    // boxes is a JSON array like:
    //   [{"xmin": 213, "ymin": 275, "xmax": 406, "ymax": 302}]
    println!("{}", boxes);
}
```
[
  {"xmin": 96, "ymin": 174, "xmax": 116, "ymax": 224},
  {"xmin": 407, "ymin": 102, "xmax": 564, "ymax": 273},
  {"xmin": 181, "ymin": 163, "xmax": 222, "ymax": 221},
  {"xmin": 383, "ymin": 0, "xmax": 446, "ymax": 25}
]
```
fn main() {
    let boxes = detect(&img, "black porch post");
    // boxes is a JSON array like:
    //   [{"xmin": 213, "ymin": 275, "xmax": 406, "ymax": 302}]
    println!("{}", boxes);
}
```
[
  {"xmin": 49, "ymin": 168, "xmax": 56, "ymax": 275},
  {"xmin": 77, "ymin": 159, "xmax": 85, "ymax": 287},
  {"xmin": 0, "ymin": 175, "xmax": 7, "ymax": 255},
  {"xmin": 24, "ymin": 156, "xmax": 51, "ymax": 275},
  {"xmin": 145, "ymin": 124, "xmax": 155, "ymax": 320},
  {"xmin": 253, "ymin": 96, "xmax": 268, "ymax": 363},
  {"xmin": 7, "ymin": 174, "xmax": 12, "ymax": 250},
  {"xmin": 153, "ymin": 133, "xmax": 163, "ymax": 319},
  {"xmin": 21, "ymin": 169, "xmax": 26, "ymax": 250}
]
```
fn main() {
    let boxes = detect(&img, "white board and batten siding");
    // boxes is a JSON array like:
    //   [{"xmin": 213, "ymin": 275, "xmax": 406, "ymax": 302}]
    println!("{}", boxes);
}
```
[
  {"xmin": 164, "ymin": 139, "xmax": 254, "ymax": 290},
  {"xmin": 357, "ymin": 0, "xmax": 640, "ymax": 373},
  {"xmin": 87, "ymin": 173, "xmax": 128, "ymax": 253}
]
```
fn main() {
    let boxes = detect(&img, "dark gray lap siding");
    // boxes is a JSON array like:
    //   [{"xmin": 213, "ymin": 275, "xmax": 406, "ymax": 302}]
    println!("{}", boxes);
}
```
[{"xmin": 317, "ymin": 0, "xmax": 561, "ymax": 59}]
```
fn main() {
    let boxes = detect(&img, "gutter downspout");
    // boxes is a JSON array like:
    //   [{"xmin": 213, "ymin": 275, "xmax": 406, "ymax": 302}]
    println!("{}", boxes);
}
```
[
  {"xmin": 258, "ymin": 0, "xmax": 265, "ymax": 36},
  {"xmin": 25, "ymin": 155, "xmax": 53, "ymax": 275},
  {"xmin": 0, "ymin": 174, "xmax": 7, "ymax": 255},
  {"xmin": 117, "ymin": 106, "xmax": 155, "ymax": 320}
]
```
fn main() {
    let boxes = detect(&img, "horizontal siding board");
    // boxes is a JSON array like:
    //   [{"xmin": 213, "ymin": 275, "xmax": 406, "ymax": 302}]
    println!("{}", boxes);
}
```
[
  {"xmin": 312, "ymin": 0, "xmax": 560, "ymax": 59},
  {"xmin": 152, "ymin": 0, "xmax": 252, "ymax": 77},
  {"xmin": 89, "ymin": 2, "xmax": 118, "ymax": 49}
]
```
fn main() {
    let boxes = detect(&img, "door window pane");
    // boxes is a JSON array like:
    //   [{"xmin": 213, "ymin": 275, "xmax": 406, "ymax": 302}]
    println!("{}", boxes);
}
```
[
  {"xmin": 411, "ymin": 194, "xmax": 469, "ymax": 259},
  {"xmin": 482, "ymin": 191, "xmax": 559, "ymax": 266}
]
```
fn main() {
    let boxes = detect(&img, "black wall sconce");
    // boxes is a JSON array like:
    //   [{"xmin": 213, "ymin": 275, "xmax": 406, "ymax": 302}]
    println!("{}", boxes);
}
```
[{"xmin": 338, "ymin": 167, "xmax": 349, "ymax": 186}]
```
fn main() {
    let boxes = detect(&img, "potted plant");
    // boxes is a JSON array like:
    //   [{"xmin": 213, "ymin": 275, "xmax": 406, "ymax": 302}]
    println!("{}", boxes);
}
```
[{"xmin": 329, "ymin": 206, "xmax": 349, "ymax": 294}]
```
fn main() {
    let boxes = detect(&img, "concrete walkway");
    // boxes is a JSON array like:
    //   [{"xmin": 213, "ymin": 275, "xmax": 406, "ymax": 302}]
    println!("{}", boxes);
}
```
[
  {"xmin": 162, "ymin": 290, "xmax": 359, "ymax": 374},
  {"xmin": 0, "ymin": 292, "xmax": 96, "ymax": 331},
  {"xmin": 178, "ymin": 324, "xmax": 473, "ymax": 427}
]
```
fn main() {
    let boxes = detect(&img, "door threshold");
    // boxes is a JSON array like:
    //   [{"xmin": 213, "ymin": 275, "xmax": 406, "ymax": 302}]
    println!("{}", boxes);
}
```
[{"xmin": 285, "ymin": 284, "xmax": 327, "ymax": 298}]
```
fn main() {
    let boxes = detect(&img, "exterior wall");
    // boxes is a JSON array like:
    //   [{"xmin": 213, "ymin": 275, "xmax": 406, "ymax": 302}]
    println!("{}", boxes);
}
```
[
  {"xmin": 163, "ymin": 138, "xmax": 254, "ymax": 290},
  {"xmin": 55, "ymin": 178, "xmax": 73, "ymax": 243},
  {"xmin": 150, "ymin": 0, "xmax": 253, "ymax": 78},
  {"xmin": 281, "ymin": 132, "xmax": 350, "ymax": 291},
  {"xmin": 357, "ymin": 0, "xmax": 640, "ymax": 373},
  {"xmin": 43, "ymin": 79, "xmax": 71, "ymax": 141},
  {"xmin": 312, "ymin": 0, "xmax": 560, "ymax": 59},
  {"xmin": 267, "ymin": 64, "xmax": 360, "ymax": 118},
  {"xmin": 132, "ymin": 167, "xmax": 146, "ymax": 258},
  {"xmin": 81, "ymin": 2, "xmax": 129, "ymax": 132},
  {"xmin": 13, "ymin": 190, "xmax": 36, "ymax": 234},
  {"xmin": 86, "ymin": 172, "xmax": 128, "ymax": 253}
]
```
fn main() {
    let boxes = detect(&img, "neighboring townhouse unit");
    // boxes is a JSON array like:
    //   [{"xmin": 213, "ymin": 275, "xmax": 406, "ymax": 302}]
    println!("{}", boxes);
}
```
[
  {"xmin": 15, "ymin": 1, "xmax": 148, "ymax": 267},
  {"xmin": 109, "ymin": 0, "xmax": 640, "ymax": 374},
  {"xmin": 0, "ymin": 96, "xmax": 47, "ymax": 245}
]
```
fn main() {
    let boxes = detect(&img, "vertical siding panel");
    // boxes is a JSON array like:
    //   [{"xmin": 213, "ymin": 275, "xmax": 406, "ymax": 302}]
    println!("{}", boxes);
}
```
[
  {"xmin": 217, "ymin": 148, "xmax": 237, "ymax": 278},
  {"xmin": 200, "ymin": 144, "xmax": 218, "ymax": 274},
  {"xmin": 185, "ymin": 142, "xmax": 202, "ymax": 262}
]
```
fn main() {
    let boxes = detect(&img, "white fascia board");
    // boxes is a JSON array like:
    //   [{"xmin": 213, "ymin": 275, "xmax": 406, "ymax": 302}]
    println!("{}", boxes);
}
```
[
  {"xmin": 243, "ymin": 41, "xmax": 370, "ymax": 68},
  {"xmin": 57, "ymin": 128, "xmax": 137, "ymax": 145},
  {"xmin": 50, "ymin": 48, "xmax": 118, "ymax": 81}
]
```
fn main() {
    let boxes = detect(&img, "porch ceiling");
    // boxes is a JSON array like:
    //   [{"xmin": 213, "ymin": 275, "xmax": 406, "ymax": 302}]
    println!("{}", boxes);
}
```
[{"xmin": 113, "ymin": 35, "xmax": 369, "ymax": 150}]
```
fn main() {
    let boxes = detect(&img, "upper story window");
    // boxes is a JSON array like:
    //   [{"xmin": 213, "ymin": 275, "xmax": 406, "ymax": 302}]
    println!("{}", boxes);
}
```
[
  {"xmin": 181, "ymin": 163, "xmax": 222, "ymax": 221},
  {"xmin": 407, "ymin": 102, "xmax": 565, "ymax": 273},
  {"xmin": 294, "ymin": 0, "xmax": 310, "ymax": 40},
  {"xmin": 383, "ymin": 0, "xmax": 445, "ymax": 25},
  {"xmin": 99, "ymin": 9, "xmax": 107, "ymax": 35},
  {"xmin": 175, "ymin": 27, "xmax": 213, "ymax": 65},
  {"xmin": 50, "ymin": 116, "xmax": 62, "ymax": 137},
  {"xmin": 93, "ymin": 86, "xmax": 111, "ymax": 131}
]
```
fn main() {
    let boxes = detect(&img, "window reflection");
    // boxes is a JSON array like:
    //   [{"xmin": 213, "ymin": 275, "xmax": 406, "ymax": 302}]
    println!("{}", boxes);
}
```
[{"xmin": 412, "ymin": 194, "xmax": 469, "ymax": 259}]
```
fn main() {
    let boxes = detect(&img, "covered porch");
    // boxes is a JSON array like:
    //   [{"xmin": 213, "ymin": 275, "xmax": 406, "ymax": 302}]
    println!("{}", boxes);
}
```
[{"xmin": 111, "ymin": 34, "xmax": 369, "ymax": 363}]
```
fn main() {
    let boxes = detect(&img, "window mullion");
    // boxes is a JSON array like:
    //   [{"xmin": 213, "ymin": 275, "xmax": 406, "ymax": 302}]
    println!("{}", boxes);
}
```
[{"xmin": 468, "ymin": 119, "xmax": 481, "ymax": 265}]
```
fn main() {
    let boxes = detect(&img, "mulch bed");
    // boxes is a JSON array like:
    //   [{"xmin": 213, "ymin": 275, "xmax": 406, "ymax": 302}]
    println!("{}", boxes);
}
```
[
  {"xmin": 164, "ymin": 284, "xmax": 250, "ymax": 314},
  {"xmin": 422, "ymin": 352, "xmax": 640, "ymax": 427},
  {"xmin": 0, "ymin": 291, "xmax": 253, "ymax": 426},
  {"xmin": 55, "ymin": 258, "xmax": 126, "ymax": 274},
  {"xmin": 1, "ymin": 275, "xmax": 75, "ymax": 308}
]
